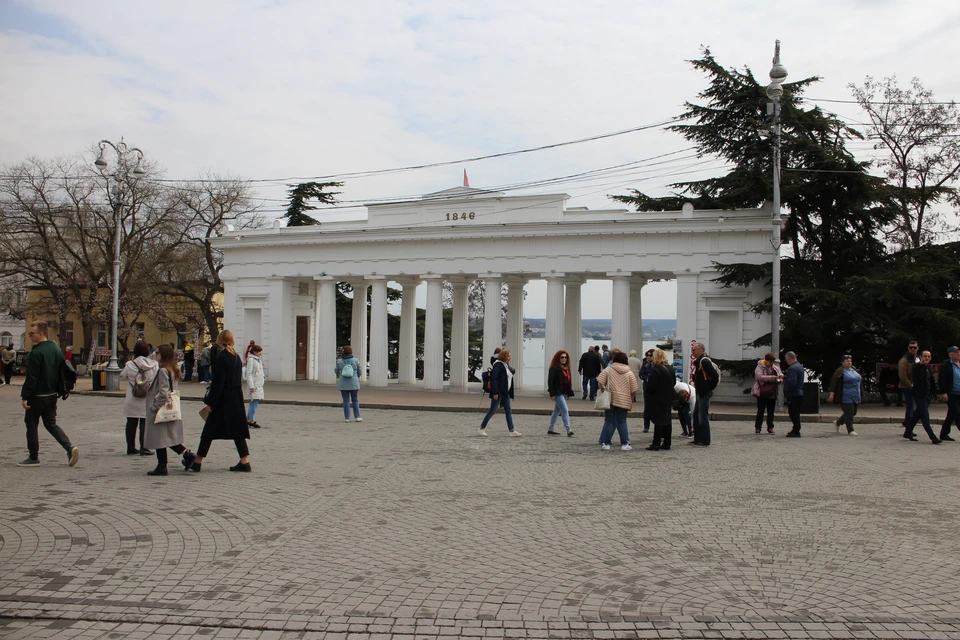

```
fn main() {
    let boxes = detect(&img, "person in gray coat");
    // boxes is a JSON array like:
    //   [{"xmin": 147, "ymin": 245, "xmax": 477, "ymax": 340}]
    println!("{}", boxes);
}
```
[
  {"xmin": 144, "ymin": 344, "xmax": 194, "ymax": 476},
  {"xmin": 119, "ymin": 341, "xmax": 157, "ymax": 455}
]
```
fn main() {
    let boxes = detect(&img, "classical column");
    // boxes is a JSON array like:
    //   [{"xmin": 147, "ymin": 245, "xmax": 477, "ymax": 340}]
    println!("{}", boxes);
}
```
[
  {"xmin": 368, "ymin": 276, "xmax": 389, "ymax": 387},
  {"xmin": 267, "ymin": 277, "xmax": 292, "ymax": 381},
  {"xmin": 675, "ymin": 272, "xmax": 700, "ymax": 382},
  {"xmin": 349, "ymin": 280, "xmax": 369, "ymax": 382},
  {"xmin": 542, "ymin": 274, "xmax": 565, "ymax": 390},
  {"xmin": 609, "ymin": 272, "xmax": 633, "ymax": 353},
  {"xmin": 422, "ymin": 276, "xmax": 445, "ymax": 390},
  {"xmin": 481, "ymin": 274, "xmax": 503, "ymax": 362},
  {"xmin": 505, "ymin": 278, "xmax": 527, "ymax": 389},
  {"xmin": 315, "ymin": 276, "xmax": 338, "ymax": 385},
  {"xmin": 449, "ymin": 277, "xmax": 471, "ymax": 388},
  {"xmin": 631, "ymin": 278, "xmax": 647, "ymax": 354},
  {"xmin": 397, "ymin": 278, "xmax": 420, "ymax": 384},
  {"xmin": 564, "ymin": 278, "xmax": 583, "ymax": 390}
]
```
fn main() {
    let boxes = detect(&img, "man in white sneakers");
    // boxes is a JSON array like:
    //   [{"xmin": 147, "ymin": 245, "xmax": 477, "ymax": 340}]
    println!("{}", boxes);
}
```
[{"xmin": 18, "ymin": 321, "xmax": 78, "ymax": 468}]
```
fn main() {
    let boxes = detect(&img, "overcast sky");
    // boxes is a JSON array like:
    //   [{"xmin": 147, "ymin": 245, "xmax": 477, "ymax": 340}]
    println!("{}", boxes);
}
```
[{"xmin": 2, "ymin": 0, "xmax": 958, "ymax": 319}]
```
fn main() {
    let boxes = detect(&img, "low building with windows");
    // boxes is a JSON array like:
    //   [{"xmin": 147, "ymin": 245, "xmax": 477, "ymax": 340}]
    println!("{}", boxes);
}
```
[{"xmin": 22, "ymin": 287, "xmax": 219, "ymax": 364}]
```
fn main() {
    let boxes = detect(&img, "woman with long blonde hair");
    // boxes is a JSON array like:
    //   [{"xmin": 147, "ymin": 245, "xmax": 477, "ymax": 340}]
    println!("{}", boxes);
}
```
[
  {"xmin": 187, "ymin": 329, "xmax": 252, "ymax": 472},
  {"xmin": 143, "ymin": 344, "xmax": 194, "ymax": 475}
]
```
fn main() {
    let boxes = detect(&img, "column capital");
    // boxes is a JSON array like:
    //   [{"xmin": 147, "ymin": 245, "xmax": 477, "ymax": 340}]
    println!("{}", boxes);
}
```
[
  {"xmin": 365, "ymin": 274, "xmax": 388, "ymax": 281},
  {"xmin": 540, "ymin": 272, "xmax": 567, "ymax": 280},
  {"xmin": 563, "ymin": 276, "xmax": 585, "ymax": 286},
  {"xmin": 421, "ymin": 273, "xmax": 445, "ymax": 281},
  {"xmin": 345, "ymin": 277, "xmax": 369, "ymax": 287},
  {"xmin": 503, "ymin": 276, "xmax": 528, "ymax": 286},
  {"xmin": 605, "ymin": 271, "xmax": 633, "ymax": 279},
  {"xmin": 266, "ymin": 276, "xmax": 287, "ymax": 281},
  {"xmin": 630, "ymin": 276, "xmax": 649, "ymax": 287},
  {"xmin": 313, "ymin": 274, "xmax": 337, "ymax": 282},
  {"xmin": 478, "ymin": 272, "xmax": 502, "ymax": 280},
  {"xmin": 674, "ymin": 270, "xmax": 701, "ymax": 281},
  {"xmin": 448, "ymin": 275, "xmax": 474, "ymax": 286}
]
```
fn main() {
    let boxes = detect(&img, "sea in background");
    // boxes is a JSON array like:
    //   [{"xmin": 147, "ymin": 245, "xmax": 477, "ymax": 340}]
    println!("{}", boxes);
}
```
[{"xmin": 521, "ymin": 337, "xmax": 672, "ymax": 389}]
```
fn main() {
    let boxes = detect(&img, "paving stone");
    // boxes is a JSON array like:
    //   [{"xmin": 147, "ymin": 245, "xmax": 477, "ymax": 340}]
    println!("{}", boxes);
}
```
[{"xmin": 1, "ymin": 398, "xmax": 959, "ymax": 639}]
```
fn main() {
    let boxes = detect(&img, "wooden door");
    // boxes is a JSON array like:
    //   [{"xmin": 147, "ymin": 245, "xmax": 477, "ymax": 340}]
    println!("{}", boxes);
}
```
[{"xmin": 295, "ymin": 316, "xmax": 309, "ymax": 380}]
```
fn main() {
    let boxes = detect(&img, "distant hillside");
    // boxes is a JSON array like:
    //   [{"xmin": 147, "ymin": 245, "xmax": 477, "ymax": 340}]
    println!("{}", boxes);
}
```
[{"xmin": 524, "ymin": 318, "xmax": 675, "ymax": 340}]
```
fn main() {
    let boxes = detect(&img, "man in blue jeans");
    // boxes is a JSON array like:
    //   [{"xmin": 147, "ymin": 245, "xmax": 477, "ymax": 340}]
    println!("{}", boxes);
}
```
[
  {"xmin": 690, "ymin": 342, "xmax": 719, "ymax": 447},
  {"xmin": 937, "ymin": 346, "xmax": 960, "ymax": 441}
]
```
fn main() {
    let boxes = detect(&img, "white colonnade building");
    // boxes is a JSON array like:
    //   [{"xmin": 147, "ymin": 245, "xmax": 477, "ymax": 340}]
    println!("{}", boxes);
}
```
[{"xmin": 214, "ymin": 186, "xmax": 773, "ymax": 401}]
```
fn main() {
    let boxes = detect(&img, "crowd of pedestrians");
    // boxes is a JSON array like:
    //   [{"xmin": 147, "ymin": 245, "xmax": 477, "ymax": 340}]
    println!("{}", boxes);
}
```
[{"xmin": 10, "ymin": 320, "xmax": 959, "ymax": 471}]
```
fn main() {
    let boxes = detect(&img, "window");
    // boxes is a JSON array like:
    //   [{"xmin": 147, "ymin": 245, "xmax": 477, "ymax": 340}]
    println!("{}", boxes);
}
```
[
  {"xmin": 97, "ymin": 328, "xmax": 108, "ymax": 349},
  {"xmin": 0, "ymin": 331, "xmax": 11, "ymax": 348},
  {"xmin": 134, "ymin": 322, "xmax": 145, "ymax": 341},
  {"xmin": 175, "ymin": 323, "xmax": 187, "ymax": 350},
  {"xmin": 61, "ymin": 321, "xmax": 74, "ymax": 349}
]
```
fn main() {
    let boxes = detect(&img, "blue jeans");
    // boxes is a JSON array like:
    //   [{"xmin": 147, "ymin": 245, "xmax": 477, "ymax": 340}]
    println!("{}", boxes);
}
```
[
  {"xmin": 694, "ymin": 392, "xmax": 712, "ymax": 445},
  {"xmin": 549, "ymin": 395, "xmax": 571, "ymax": 432},
  {"xmin": 341, "ymin": 390, "xmax": 360, "ymax": 419},
  {"xmin": 904, "ymin": 395, "xmax": 936, "ymax": 440},
  {"xmin": 902, "ymin": 389, "xmax": 914, "ymax": 426},
  {"xmin": 246, "ymin": 399, "xmax": 260, "ymax": 422},
  {"xmin": 678, "ymin": 402, "xmax": 692, "ymax": 434},
  {"xmin": 581, "ymin": 376, "xmax": 598, "ymax": 399},
  {"xmin": 480, "ymin": 395, "xmax": 515, "ymax": 431},
  {"xmin": 600, "ymin": 406, "xmax": 629, "ymax": 446}
]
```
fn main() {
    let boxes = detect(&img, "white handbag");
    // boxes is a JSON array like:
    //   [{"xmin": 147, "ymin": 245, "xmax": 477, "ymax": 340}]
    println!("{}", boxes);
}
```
[
  {"xmin": 155, "ymin": 390, "xmax": 182, "ymax": 423},
  {"xmin": 594, "ymin": 389, "xmax": 612, "ymax": 410}
]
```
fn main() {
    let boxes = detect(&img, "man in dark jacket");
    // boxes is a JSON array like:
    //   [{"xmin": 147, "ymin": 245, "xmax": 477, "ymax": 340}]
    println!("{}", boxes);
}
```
[
  {"xmin": 938, "ymin": 346, "xmax": 960, "ymax": 441},
  {"xmin": 18, "ymin": 321, "xmax": 79, "ymax": 467},
  {"xmin": 690, "ymin": 342, "xmax": 719, "ymax": 447},
  {"xmin": 898, "ymin": 340, "xmax": 920, "ymax": 428},
  {"xmin": 783, "ymin": 351, "xmax": 805, "ymax": 437},
  {"xmin": 578, "ymin": 346, "xmax": 602, "ymax": 401}
]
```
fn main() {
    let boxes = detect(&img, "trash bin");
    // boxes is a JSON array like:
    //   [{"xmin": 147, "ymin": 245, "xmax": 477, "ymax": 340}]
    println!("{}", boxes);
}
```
[
  {"xmin": 92, "ymin": 370, "xmax": 106, "ymax": 391},
  {"xmin": 801, "ymin": 381, "xmax": 820, "ymax": 414}
]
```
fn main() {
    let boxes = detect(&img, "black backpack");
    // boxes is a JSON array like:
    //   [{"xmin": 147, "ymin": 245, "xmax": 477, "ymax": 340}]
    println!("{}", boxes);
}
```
[
  {"xmin": 58, "ymin": 358, "xmax": 77, "ymax": 400},
  {"xmin": 481, "ymin": 367, "xmax": 493, "ymax": 394}
]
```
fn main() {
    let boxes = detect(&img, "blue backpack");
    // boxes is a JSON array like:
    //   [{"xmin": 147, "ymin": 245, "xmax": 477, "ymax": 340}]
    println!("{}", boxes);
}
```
[{"xmin": 340, "ymin": 361, "xmax": 355, "ymax": 378}]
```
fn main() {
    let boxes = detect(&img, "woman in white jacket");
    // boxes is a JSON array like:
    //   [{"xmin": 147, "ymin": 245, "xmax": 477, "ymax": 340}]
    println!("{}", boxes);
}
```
[
  {"xmin": 119, "ymin": 341, "xmax": 158, "ymax": 455},
  {"xmin": 245, "ymin": 345, "xmax": 264, "ymax": 428}
]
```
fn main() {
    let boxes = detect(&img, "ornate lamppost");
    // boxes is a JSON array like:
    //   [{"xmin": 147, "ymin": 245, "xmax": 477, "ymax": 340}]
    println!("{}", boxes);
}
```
[
  {"xmin": 766, "ymin": 42, "xmax": 787, "ymax": 363},
  {"xmin": 94, "ymin": 138, "xmax": 145, "ymax": 390}
]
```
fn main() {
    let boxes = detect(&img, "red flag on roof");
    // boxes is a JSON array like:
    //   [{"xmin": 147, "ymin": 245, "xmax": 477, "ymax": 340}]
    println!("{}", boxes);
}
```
[{"xmin": 463, "ymin": 169, "xmax": 470, "ymax": 187}]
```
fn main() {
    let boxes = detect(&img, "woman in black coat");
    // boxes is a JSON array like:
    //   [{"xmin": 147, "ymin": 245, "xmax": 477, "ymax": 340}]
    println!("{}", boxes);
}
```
[
  {"xmin": 645, "ymin": 349, "xmax": 676, "ymax": 451},
  {"xmin": 187, "ymin": 329, "xmax": 252, "ymax": 472}
]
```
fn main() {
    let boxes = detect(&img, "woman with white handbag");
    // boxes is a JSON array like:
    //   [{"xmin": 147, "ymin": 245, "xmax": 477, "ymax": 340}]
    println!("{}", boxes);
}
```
[
  {"xmin": 143, "ymin": 344, "xmax": 195, "ymax": 476},
  {"xmin": 595, "ymin": 351, "xmax": 638, "ymax": 451}
]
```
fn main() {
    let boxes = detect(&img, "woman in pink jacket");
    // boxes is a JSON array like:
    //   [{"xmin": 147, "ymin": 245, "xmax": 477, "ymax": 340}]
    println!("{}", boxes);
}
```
[
  {"xmin": 751, "ymin": 352, "xmax": 783, "ymax": 434},
  {"xmin": 596, "ymin": 351, "xmax": 639, "ymax": 450}
]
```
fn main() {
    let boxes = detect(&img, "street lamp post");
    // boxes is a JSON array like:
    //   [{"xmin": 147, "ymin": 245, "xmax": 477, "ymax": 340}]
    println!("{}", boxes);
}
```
[
  {"xmin": 766, "ymin": 41, "xmax": 787, "ymax": 364},
  {"xmin": 94, "ymin": 138, "xmax": 145, "ymax": 390}
]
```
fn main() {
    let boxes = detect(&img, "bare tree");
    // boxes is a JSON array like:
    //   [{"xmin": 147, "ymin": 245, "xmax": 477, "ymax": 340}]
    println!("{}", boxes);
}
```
[
  {"xmin": 850, "ymin": 76, "xmax": 960, "ymax": 248},
  {"xmin": 160, "ymin": 176, "xmax": 264, "ymax": 341}
]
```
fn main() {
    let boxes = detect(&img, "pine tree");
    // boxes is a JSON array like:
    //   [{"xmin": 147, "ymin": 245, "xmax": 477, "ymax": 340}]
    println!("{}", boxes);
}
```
[{"xmin": 283, "ymin": 181, "xmax": 343, "ymax": 226}]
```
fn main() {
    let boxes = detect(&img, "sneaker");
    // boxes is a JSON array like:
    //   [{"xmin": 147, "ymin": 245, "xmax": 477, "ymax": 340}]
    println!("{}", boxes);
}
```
[
  {"xmin": 755, "ymin": 429, "xmax": 762, "ymax": 434},
  {"xmin": 685, "ymin": 433, "xmax": 694, "ymax": 439},
  {"xmin": 940, "ymin": 434, "xmax": 955, "ymax": 442},
  {"xmin": 849, "ymin": 431, "xmax": 858, "ymax": 436},
  {"xmin": 621, "ymin": 444, "xmax": 632, "ymax": 451},
  {"xmin": 68, "ymin": 447, "xmax": 79, "ymax": 467},
  {"xmin": 477, "ymin": 429, "xmax": 488, "ymax": 437},
  {"xmin": 508, "ymin": 431, "xmax": 522, "ymax": 437},
  {"xmin": 642, "ymin": 429, "xmax": 649, "ymax": 433},
  {"xmin": 835, "ymin": 420, "xmax": 842, "ymax": 433},
  {"xmin": 354, "ymin": 417, "xmax": 363, "ymax": 422},
  {"xmin": 344, "ymin": 419, "xmax": 351, "ymax": 423},
  {"xmin": 767, "ymin": 429, "xmax": 775, "ymax": 435},
  {"xmin": 182, "ymin": 450, "xmax": 197, "ymax": 471},
  {"xmin": 582, "ymin": 395, "xmax": 587, "ymax": 400},
  {"xmin": 17, "ymin": 457, "xmax": 39, "ymax": 467},
  {"xmin": 547, "ymin": 430, "xmax": 559, "ymax": 435},
  {"xmin": 567, "ymin": 431, "xmax": 575, "ymax": 437},
  {"xmin": 785, "ymin": 432, "xmax": 801, "ymax": 438},
  {"xmin": 601, "ymin": 444, "xmax": 610, "ymax": 450},
  {"xmin": 691, "ymin": 442, "xmax": 710, "ymax": 447}
]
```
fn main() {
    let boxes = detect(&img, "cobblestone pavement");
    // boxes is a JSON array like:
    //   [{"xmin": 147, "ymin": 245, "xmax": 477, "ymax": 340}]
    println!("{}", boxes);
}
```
[{"xmin": 1, "ymin": 394, "xmax": 959, "ymax": 639}]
